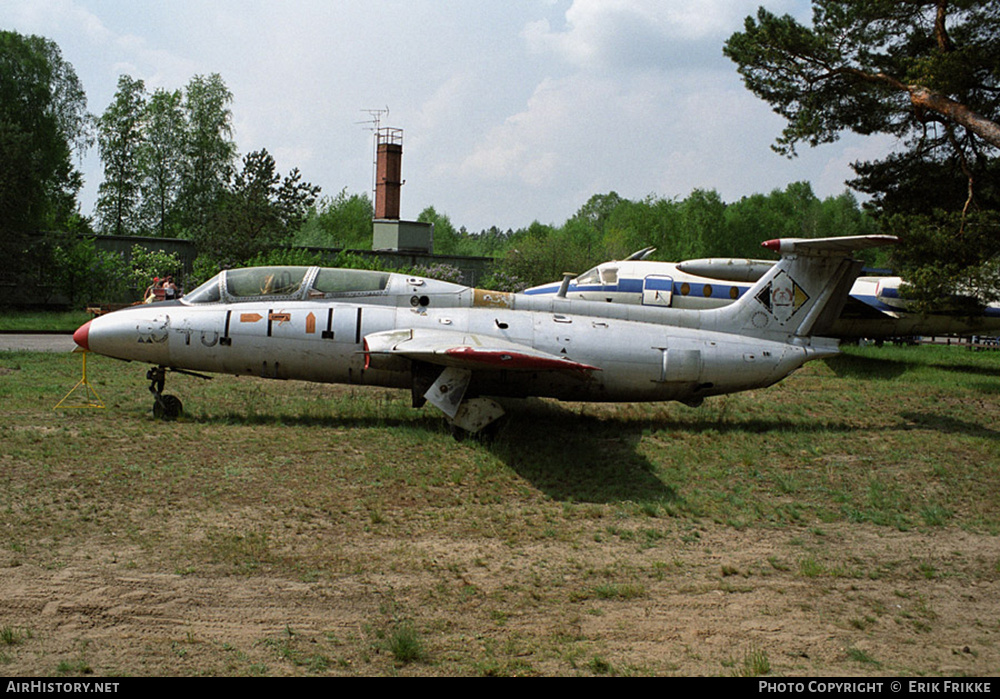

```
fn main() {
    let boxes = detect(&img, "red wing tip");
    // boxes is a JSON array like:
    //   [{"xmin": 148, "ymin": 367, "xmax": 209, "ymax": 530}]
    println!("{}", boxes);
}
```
[
  {"xmin": 761, "ymin": 239, "xmax": 781, "ymax": 252},
  {"xmin": 73, "ymin": 321, "xmax": 91, "ymax": 351},
  {"xmin": 444, "ymin": 347, "xmax": 600, "ymax": 372}
]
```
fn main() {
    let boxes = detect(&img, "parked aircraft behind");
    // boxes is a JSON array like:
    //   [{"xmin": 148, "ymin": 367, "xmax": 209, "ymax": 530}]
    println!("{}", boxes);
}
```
[
  {"xmin": 73, "ymin": 236, "xmax": 895, "ymax": 434},
  {"xmin": 522, "ymin": 251, "xmax": 1000, "ymax": 339}
]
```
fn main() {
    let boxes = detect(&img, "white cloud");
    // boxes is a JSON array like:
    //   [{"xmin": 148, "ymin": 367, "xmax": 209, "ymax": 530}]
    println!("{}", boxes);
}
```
[
  {"xmin": 524, "ymin": 0, "xmax": 796, "ymax": 73},
  {"xmin": 4, "ymin": 0, "xmax": 111, "ymax": 44}
]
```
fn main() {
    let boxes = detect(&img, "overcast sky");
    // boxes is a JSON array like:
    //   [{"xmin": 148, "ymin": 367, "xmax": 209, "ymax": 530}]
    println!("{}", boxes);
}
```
[{"xmin": 2, "ymin": 0, "xmax": 896, "ymax": 232}]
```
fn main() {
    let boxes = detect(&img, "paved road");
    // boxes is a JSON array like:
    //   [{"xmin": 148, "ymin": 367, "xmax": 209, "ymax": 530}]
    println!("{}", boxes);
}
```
[{"xmin": 0, "ymin": 333, "xmax": 77, "ymax": 352}]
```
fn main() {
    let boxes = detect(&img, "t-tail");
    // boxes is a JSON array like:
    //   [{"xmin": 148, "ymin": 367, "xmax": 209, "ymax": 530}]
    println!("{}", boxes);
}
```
[{"xmin": 708, "ymin": 235, "xmax": 898, "ymax": 342}]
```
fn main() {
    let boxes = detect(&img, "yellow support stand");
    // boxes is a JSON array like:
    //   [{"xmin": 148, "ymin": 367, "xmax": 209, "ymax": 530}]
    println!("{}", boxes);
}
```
[{"xmin": 55, "ymin": 349, "xmax": 105, "ymax": 410}]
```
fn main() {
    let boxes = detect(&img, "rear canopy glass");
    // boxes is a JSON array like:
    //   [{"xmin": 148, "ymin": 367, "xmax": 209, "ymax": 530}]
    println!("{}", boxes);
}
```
[{"xmin": 312, "ymin": 268, "xmax": 389, "ymax": 295}]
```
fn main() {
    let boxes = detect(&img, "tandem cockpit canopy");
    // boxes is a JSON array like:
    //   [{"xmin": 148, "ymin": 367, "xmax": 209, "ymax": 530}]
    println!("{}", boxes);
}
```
[{"xmin": 183, "ymin": 266, "xmax": 391, "ymax": 305}]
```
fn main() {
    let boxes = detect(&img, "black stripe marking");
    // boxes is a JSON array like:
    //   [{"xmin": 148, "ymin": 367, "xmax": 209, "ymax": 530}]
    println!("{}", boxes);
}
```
[
  {"xmin": 221, "ymin": 310, "xmax": 233, "ymax": 346},
  {"xmin": 322, "ymin": 307, "xmax": 334, "ymax": 339}
]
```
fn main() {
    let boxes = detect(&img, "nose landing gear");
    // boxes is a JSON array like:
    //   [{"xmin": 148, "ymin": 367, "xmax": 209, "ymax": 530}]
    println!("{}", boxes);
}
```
[
  {"xmin": 147, "ymin": 366, "xmax": 183, "ymax": 420},
  {"xmin": 145, "ymin": 366, "xmax": 212, "ymax": 421}
]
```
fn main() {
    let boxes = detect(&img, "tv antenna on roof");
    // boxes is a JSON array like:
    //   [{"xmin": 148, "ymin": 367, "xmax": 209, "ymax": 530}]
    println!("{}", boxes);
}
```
[{"xmin": 359, "ymin": 107, "xmax": 389, "ymax": 131}]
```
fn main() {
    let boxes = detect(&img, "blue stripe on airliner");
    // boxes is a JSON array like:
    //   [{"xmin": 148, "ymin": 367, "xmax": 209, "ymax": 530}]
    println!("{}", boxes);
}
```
[
  {"xmin": 524, "ymin": 278, "xmax": 1000, "ymax": 318},
  {"xmin": 524, "ymin": 277, "xmax": 753, "ymax": 300},
  {"xmin": 850, "ymin": 293, "xmax": 901, "ymax": 313}
]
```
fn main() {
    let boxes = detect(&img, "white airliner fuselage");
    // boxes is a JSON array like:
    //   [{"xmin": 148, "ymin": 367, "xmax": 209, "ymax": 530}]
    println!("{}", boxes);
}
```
[{"xmin": 523, "ymin": 256, "xmax": 1000, "ymax": 339}]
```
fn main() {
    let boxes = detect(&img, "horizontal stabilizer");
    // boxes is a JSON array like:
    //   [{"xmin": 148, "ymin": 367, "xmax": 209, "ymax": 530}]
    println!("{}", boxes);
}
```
[
  {"xmin": 364, "ymin": 328, "xmax": 601, "ymax": 375},
  {"xmin": 761, "ymin": 235, "xmax": 898, "ymax": 256}
]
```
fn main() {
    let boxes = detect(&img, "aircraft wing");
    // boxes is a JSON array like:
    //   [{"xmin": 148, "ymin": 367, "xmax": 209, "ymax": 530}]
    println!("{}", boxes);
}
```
[{"xmin": 363, "ymin": 328, "xmax": 601, "ymax": 375}]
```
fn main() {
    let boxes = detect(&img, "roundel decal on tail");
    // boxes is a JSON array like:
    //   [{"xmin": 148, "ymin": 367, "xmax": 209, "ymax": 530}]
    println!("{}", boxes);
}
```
[{"xmin": 754, "ymin": 270, "xmax": 809, "ymax": 326}]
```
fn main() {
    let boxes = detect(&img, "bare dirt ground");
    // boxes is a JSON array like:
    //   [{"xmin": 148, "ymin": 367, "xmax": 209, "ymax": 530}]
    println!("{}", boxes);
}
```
[{"xmin": 2, "ymin": 519, "xmax": 997, "ymax": 676}]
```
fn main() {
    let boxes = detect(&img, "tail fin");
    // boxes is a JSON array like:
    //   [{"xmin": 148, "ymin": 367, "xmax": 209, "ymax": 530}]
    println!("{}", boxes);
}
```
[{"xmin": 712, "ymin": 235, "xmax": 897, "ymax": 339}]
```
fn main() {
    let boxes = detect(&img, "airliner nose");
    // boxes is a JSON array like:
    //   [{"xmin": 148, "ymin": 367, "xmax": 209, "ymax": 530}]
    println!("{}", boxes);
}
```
[{"xmin": 73, "ymin": 320, "xmax": 91, "ymax": 351}]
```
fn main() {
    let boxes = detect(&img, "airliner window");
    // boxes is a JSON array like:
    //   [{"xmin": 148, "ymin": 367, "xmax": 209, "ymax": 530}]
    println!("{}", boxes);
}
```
[
  {"xmin": 602, "ymin": 266, "xmax": 619, "ymax": 285},
  {"xmin": 226, "ymin": 267, "xmax": 307, "ymax": 298},
  {"xmin": 312, "ymin": 268, "xmax": 389, "ymax": 295}
]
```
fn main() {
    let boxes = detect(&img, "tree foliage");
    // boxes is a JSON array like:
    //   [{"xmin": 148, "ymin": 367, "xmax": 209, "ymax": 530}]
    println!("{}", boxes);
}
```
[
  {"xmin": 140, "ymin": 88, "xmax": 186, "ymax": 237},
  {"xmin": 478, "ymin": 184, "xmax": 877, "ymax": 289},
  {"xmin": 724, "ymin": 2, "xmax": 1000, "ymax": 150},
  {"xmin": 0, "ymin": 30, "xmax": 91, "ymax": 235},
  {"xmin": 95, "ymin": 74, "xmax": 146, "ymax": 236},
  {"xmin": 50, "ymin": 238, "xmax": 182, "ymax": 307},
  {"xmin": 295, "ymin": 188, "xmax": 374, "ymax": 249},
  {"xmin": 94, "ymin": 73, "xmax": 237, "ymax": 238},
  {"xmin": 179, "ymin": 73, "xmax": 237, "ymax": 230},
  {"xmin": 87, "ymin": 69, "xmax": 328, "ymax": 273},
  {"xmin": 884, "ymin": 209, "xmax": 1000, "ymax": 310},
  {"xmin": 195, "ymin": 149, "xmax": 320, "ymax": 267},
  {"xmin": 724, "ymin": 1, "xmax": 1000, "ymax": 212}
]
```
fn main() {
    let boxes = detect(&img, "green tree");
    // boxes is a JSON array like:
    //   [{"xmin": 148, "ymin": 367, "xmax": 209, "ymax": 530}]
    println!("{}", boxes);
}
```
[
  {"xmin": 139, "ymin": 88, "xmax": 186, "ymax": 237},
  {"xmin": 677, "ymin": 188, "xmax": 728, "ymax": 258},
  {"xmin": 816, "ymin": 190, "xmax": 878, "ymax": 239},
  {"xmin": 0, "ymin": 31, "xmax": 91, "ymax": 235},
  {"xmin": 885, "ymin": 210, "xmax": 1000, "ymax": 309},
  {"xmin": 125, "ymin": 244, "xmax": 183, "ymax": 299},
  {"xmin": 179, "ymin": 73, "xmax": 236, "ymax": 230},
  {"xmin": 493, "ymin": 221, "xmax": 560, "ymax": 287},
  {"xmin": 418, "ymin": 206, "xmax": 461, "ymax": 255},
  {"xmin": 51, "ymin": 237, "xmax": 125, "ymax": 307},
  {"xmin": 295, "ymin": 188, "xmax": 373, "ymax": 249},
  {"xmin": 599, "ymin": 196, "xmax": 678, "ymax": 261},
  {"xmin": 572, "ymin": 191, "xmax": 627, "ymax": 233},
  {"xmin": 469, "ymin": 225, "xmax": 516, "ymax": 257},
  {"xmin": 197, "ymin": 149, "xmax": 320, "ymax": 266},
  {"xmin": 724, "ymin": 1, "xmax": 1000, "ymax": 212},
  {"xmin": 95, "ymin": 74, "xmax": 147, "ymax": 235},
  {"xmin": 565, "ymin": 192, "xmax": 622, "ymax": 259}
]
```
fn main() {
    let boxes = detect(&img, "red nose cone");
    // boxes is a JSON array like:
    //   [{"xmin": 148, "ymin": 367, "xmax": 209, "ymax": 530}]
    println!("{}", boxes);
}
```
[{"xmin": 73, "ymin": 320, "xmax": 91, "ymax": 351}]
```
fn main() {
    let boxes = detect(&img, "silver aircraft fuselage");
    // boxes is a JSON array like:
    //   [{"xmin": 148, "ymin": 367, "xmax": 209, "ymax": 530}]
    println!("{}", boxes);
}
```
[
  {"xmin": 77, "ymin": 293, "xmax": 821, "ymax": 405},
  {"xmin": 75, "ymin": 237, "xmax": 893, "ymax": 430}
]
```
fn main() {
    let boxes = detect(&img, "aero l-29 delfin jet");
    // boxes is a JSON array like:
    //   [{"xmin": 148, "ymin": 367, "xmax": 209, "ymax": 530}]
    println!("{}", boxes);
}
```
[
  {"xmin": 523, "ymin": 247, "xmax": 1000, "ymax": 339},
  {"xmin": 73, "ymin": 235, "xmax": 895, "ymax": 434}
]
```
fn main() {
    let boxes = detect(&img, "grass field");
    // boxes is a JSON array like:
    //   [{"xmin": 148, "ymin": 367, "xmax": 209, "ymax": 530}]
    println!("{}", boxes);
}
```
[
  {"xmin": 0, "ymin": 310, "xmax": 92, "ymax": 332},
  {"xmin": 1, "ymin": 343, "xmax": 998, "ymax": 676}
]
